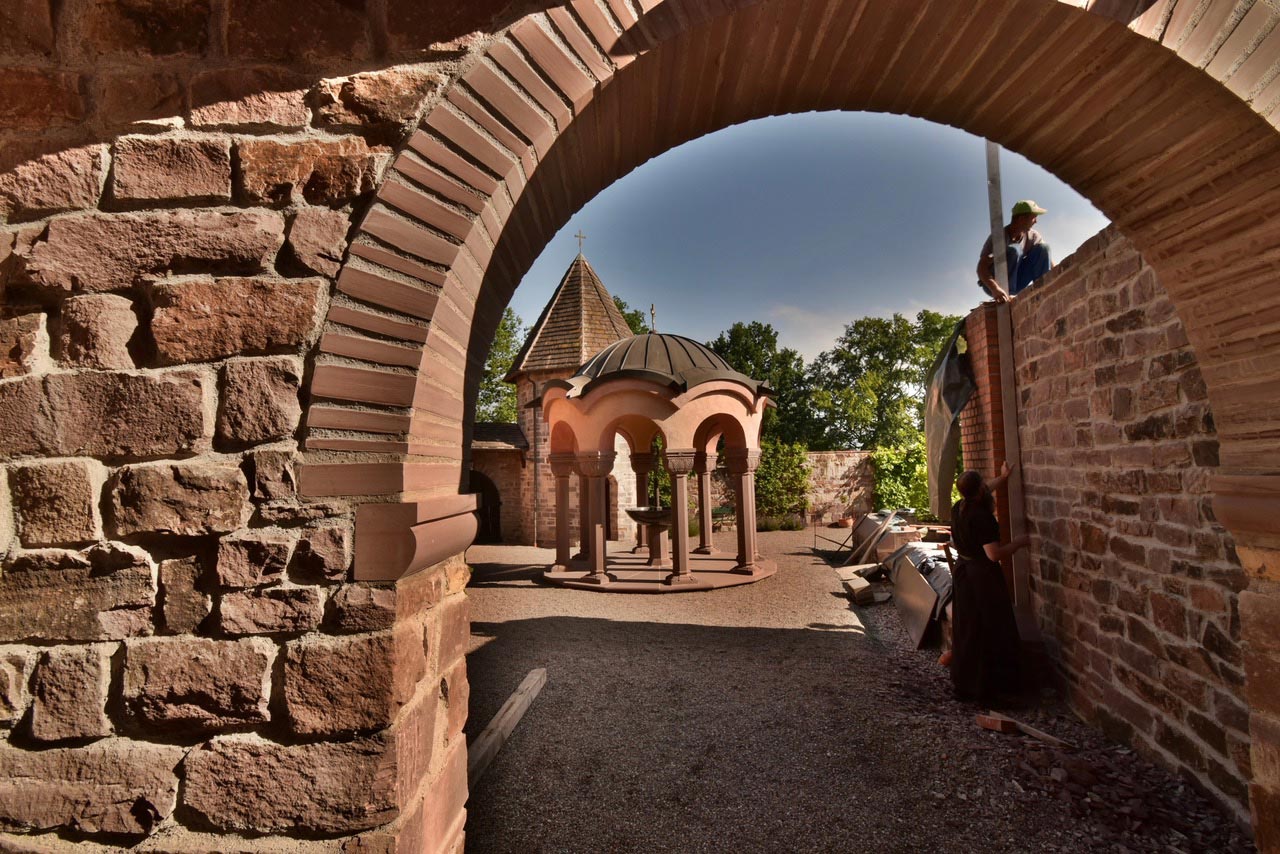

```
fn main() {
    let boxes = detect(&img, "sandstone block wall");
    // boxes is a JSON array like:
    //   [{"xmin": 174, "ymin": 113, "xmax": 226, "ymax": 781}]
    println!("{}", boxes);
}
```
[
  {"xmin": 962, "ymin": 227, "xmax": 1249, "ymax": 821},
  {"xmin": 805, "ymin": 450, "xmax": 874, "ymax": 523},
  {"xmin": 0, "ymin": 5, "xmax": 479, "ymax": 847}
]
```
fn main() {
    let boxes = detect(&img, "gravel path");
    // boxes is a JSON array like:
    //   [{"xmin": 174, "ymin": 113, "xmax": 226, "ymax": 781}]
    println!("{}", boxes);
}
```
[{"xmin": 462, "ymin": 530, "xmax": 1253, "ymax": 853}]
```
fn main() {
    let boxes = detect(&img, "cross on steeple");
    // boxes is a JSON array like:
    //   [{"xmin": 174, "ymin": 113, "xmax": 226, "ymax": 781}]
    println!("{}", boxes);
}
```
[{"xmin": 574, "ymin": 230, "xmax": 587, "ymax": 252}]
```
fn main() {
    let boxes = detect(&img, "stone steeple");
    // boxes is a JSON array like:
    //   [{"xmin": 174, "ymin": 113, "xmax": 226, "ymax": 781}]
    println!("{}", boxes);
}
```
[{"xmin": 506, "ymin": 253, "xmax": 633, "ymax": 381}]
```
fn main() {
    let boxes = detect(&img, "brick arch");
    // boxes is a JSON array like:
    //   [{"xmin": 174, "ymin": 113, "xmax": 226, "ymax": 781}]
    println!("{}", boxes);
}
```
[
  {"xmin": 302, "ymin": 0, "xmax": 1280, "ymax": 573},
  {"xmin": 295, "ymin": 0, "xmax": 1280, "ymax": 842}
]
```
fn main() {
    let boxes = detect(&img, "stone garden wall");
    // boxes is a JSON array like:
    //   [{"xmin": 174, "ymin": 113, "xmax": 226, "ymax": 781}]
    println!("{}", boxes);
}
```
[{"xmin": 962, "ymin": 227, "xmax": 1250, "ymax": 821}]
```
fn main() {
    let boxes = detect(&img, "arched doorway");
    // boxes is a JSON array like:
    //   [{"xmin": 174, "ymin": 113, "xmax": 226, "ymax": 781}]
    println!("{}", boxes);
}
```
[
  {"xmin": 297, "ymin": 3, "xmax": 1280, "ymax": 844},
  {"xmin": 4, "ymin": 0, "xmax": 1280, "ymax": 849},
  {"xmin": 471, "ymin": 470, "xmax": 503, "ymax": 544}
]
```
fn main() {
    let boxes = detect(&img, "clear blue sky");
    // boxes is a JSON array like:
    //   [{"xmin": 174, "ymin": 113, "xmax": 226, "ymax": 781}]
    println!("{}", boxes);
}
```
[{"xmin": 508, "ymin": 111, "xmax": 1110, "ymax": 361}]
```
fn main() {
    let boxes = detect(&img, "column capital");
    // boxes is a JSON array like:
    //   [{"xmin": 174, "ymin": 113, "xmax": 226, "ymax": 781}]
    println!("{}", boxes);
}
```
[
  {"xmin": 629, "ymin": 452, "xmax": 656, "ymax": 475},
  {"xmin": 548, "ymin": 452, "xmax": 578, "ymax": 477},
  {"xmin": 724, "ymin": 447, "xmax": 761, "ymax": 474},
  {"xmin": 693, "ymin": 451, "xmax": 713, "ymax": 475},
  {"xmin": 576, "ymin": 450, "xmax": 616, "ymax": 478},
  {"xmin": 664, "ymin": 449, "xmax": 698, "ymax": 475}
]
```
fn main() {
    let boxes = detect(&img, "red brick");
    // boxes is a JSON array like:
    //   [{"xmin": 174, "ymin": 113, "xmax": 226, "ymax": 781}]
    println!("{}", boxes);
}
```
[
  {"xmin": 237, "ymin": 137, "xmax": 386, "ymax": 206},
  {"xmin": 122, "ymin": 637, "xmax": 273, "ymax": 734},
  {"xmin": 91, "ymin": 70, "xmax": 183, "ymax": 131},
  {"xmin": 9, "ymin": 459, "xmax": 103, "ymax": 546},
  {"xmin": 218, "ymin": 356, "xmax": 303, "ymax": 445},
  {"xmin": 219, "ymin": 586, "xmax": 323, "ymax": 636},
  {"xmin": 111, "ymin": 462, "xmax": 248, "ymax": 537},
  {"xmin": 57, "ymin": 293, "xmax": 137, "ymax": 370},
  {"xmin": 0, "ymin": 312, "xmax": 45, "ymax": 378},
  {"xmin": 0, "ymin": 69, "xmax": 84, "ymax": 131},
  {"xmin": 24, "ymin": 209, "xmax": 285, "ymax": 295},
  {"xmin": 151, "ymin": 277, "xmax": 324, "ymax": 364},
  {"xmin": 0, "ymin": 0, "xmax": 54, "ymax": 56},
  {"xmin": 183, "ymin": 734, "xmax": 396, "ymax": 833},
  {"xmin": 0, "ymin": 145, "xmax": 106, "ymax": 220},
  {"xmin": 0, "ymin": 740, "xmax": 183, "ymax": 836},
  {"xmin": 29, "ymin": 644, "xmax": 113, "ymax": 742},
  {"xmin": 112, "ymin": 136, "xmax": 232, "ymax": 203},
  {"xmin": 63, "ymin": 0, "xmax": 211, "ymax": 58}
]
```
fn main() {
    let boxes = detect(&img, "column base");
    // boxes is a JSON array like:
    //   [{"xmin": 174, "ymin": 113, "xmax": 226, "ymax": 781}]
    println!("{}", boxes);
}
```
[
  {"xmin": 664, "ymin": 572, "xmax": 699, "ymax": 586},
  {"xmin": 731, "ymin": 563, "xmax": 764, "ymax": 576},
  {"xmin": 578, "ymin": 573, "xmax": 612, "ymax": 586},
  {"xmin": 692, "ymin": 546, "xmax": 714, "ymax": 555},
  {"xmin": 631, "ymin": 543, "xmax": 649, "ymax": 554}
]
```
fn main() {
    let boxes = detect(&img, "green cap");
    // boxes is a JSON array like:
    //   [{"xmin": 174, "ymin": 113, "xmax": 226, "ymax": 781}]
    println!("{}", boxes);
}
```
[{"xmin": 1012, "ymin": 199, "xmax": 1047, "ymax": 216}]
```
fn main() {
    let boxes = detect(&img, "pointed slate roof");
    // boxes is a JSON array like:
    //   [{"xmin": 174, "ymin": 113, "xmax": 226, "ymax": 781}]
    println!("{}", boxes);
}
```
[{"xmin": 506, "ymin": 254, "xmax": 633, "ymax": 381}]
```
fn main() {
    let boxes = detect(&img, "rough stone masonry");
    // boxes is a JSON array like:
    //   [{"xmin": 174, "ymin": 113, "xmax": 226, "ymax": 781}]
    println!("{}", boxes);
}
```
[{"xmin": 4, "ymin": 0, "xmax": 1280, "ymax": 851}]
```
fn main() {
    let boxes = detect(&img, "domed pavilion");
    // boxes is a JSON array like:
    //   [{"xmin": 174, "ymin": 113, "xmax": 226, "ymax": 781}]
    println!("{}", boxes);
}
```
[{"xmin": 538, "ymin": 332, "xmax": 778, "ymax": 591}]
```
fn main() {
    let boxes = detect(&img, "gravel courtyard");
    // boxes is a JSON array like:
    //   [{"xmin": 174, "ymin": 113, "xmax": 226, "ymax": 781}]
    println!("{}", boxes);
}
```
[{"xmin": 462, "ymin": 530, "xmax": 1253, "ymax": 854}]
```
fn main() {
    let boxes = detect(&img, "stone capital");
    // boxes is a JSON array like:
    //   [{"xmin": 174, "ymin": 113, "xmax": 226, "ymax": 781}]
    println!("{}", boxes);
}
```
[
  {"xmin": 663, "ymin": 450, "xmax": 697, "ymax": 475},
  {"xmin": 724, "ymin": 448, "xmax": 761, "ymax": 475},
  {"xmin": 548, "ymin": 453, "xmax": 578, "ymax": 478},
  {"xmin": 693, "ymin": 451, "xmax": 712, "ymax": 475},
  {"xmin": 629, "ymin": 452, "xmax": 656, "ymax": 475},
  {"xmin": 575, "ymin": 451, "xmax": 616, "ymax": 478}
]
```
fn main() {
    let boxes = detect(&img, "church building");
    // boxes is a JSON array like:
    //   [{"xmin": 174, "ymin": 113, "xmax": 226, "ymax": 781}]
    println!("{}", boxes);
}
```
[{"xmin": 469, "ymin": 253, "xmax": 639, "ymax": 545}]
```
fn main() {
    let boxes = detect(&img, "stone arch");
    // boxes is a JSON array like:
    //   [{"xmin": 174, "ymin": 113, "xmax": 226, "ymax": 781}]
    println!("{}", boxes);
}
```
[
  {"xmin": 291, "ymin": 0, "xmax": 1280, "ymax": 842},
  {"xmin": 306, "ymin": 0, "xmax": 1280, "ymax": 578}
]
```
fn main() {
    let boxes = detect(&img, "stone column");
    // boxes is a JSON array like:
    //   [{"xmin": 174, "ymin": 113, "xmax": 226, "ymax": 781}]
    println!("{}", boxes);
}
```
[
  {"xmin": 664, "ymin": 450, "xmax": 698, "ymax": 586},
  {"xmin": 629, "ymin": 452, "xmax": 655, "ymax": 554},
  {"xmin": 577, "ymin": 451, "xmax": 615, "ymax": 583},
  {"xmin": 1211, "ymin": 473, "xmax": 1280, "ymax": 851},
  {"xmin": 548, "ymin": 453, "xmax": 577, "ymax": 570},
  {"xmin": 725, "ymin": 448, "xmax": 762, "ymax": 575},
  {"xmin": 573, "ymin": 472, "xmax": 589, "ymax": 562},
  {"xmin": 693, "ymin": 451, "xmax": 714, "ymax": 555}
]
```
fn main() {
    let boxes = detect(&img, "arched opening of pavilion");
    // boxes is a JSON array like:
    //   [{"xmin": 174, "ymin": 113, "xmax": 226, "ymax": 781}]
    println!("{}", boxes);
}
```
[{"xmin": 537, "ymin": 331, "xmax": 778, "ymax": 591}]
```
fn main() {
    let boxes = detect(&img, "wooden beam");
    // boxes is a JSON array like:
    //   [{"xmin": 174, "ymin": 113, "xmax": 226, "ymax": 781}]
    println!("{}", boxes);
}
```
[
  {"xmin": 985, "ymin": 141, "xmax": 1032, "ymax": 611},
  {"xmin": 467, "ymin": 668, "xmax": 548, "ymax": 785}
]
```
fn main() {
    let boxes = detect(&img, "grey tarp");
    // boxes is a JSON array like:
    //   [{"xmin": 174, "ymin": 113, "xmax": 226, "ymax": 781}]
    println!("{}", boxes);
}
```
[{"xmin": 924, "ymin": 321, "xmax": 976, "ymax": 521}]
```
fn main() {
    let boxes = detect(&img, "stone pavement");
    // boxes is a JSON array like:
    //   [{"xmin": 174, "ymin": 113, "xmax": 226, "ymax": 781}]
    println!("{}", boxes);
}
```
[{"xmin": 462, "ymin": 530, "xmax": 1253, "ymax": 853}]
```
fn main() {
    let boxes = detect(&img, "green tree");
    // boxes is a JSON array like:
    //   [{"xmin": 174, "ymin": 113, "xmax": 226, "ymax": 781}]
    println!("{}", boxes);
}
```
[
  {"xmin": 805, "ymin": 310, "xmax": 961, "ymax": 450},
  {"xmin": 707, "ymin": 321, "xmax": 809, "ymax": 444},
  {"xmin": 754, "ymin": 437, "xmax": 811, "ymax": 519},
  {"xmin": 475, "ymin": 307, "xmax": 526, "ymax": 423},
  {"xmin": 613, "ymin": 295, "xmax": 649, "ymax": 335}
]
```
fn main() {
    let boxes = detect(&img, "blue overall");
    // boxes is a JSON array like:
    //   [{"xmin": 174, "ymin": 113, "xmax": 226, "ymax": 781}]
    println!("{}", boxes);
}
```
[{"xmin": 979, "ymin": 230, "xmax": 1051, "ymax": 297}]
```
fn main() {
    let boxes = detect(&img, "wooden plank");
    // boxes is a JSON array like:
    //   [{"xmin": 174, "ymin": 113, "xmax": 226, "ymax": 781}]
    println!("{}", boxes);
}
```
[
  {"xmin": 468, "ymin": 668, "xmax": 548, "ymax": 785},
  {"xmin": 843, "ymin": 509, "xmax": 898, "ymax": 566},
  {"xmin": 842, "ymin": 575, "xmax": 874, "ymax": 605},
  {"xmin": 986, "ymin": 711, "xmax": 1075, "ymax": 750},
  {"xmin": 976, "ymin": 713, "xmax": 1018, "ymax": 734}
]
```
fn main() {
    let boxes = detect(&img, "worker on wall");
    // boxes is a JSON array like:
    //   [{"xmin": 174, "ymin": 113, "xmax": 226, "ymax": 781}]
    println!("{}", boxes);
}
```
[
  {"xmin": 948, "ymin": 462, "xmax": 1031, "ymax": 704},
  {"xmin": 977, "ymin": 200, "xmax": 1051, "ymax": 303}
]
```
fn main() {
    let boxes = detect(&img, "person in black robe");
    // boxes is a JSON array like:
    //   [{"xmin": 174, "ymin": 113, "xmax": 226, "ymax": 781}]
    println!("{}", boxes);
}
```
[{"xmin": 948, "ymin": 462, "xmax": 1030, "ymax": 704}]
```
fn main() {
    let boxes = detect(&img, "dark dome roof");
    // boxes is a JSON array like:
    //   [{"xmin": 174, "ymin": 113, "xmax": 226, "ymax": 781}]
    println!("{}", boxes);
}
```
[{"xmin": 572, "ymin": 333, "xmax": 769, "ymax": 394}]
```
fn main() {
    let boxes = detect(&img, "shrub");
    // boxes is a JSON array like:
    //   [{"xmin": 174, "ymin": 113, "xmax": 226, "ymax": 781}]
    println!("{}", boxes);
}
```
[
  {"xmin": 869, "ymin": 433, "xmax": 957, "ymax": 522},
  {"xmin": 755, "ymin": 438, "xmax": 811, "ymax": 518}
]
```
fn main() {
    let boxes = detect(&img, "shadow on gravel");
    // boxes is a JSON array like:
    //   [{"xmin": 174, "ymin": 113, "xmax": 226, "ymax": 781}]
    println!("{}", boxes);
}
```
[
  {"xmin": 464, "ymin": 615, "xmax": 900, "ymax": 853},
  {"xmin": 462, "ymin": 612, "xmax": 1255, "ymax": 854}
]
